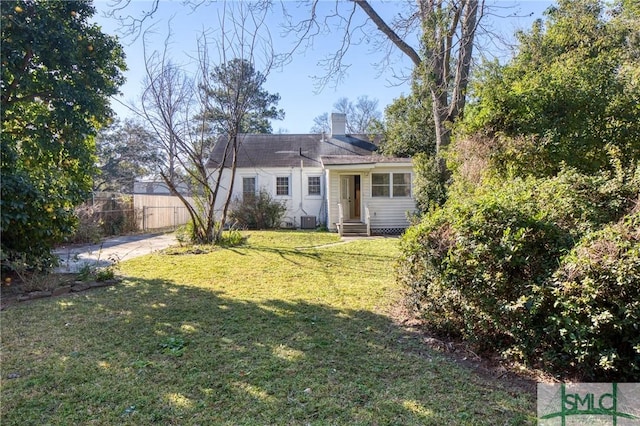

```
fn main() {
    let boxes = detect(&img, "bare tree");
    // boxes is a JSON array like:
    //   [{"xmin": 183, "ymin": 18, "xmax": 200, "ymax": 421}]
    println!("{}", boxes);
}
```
[
  {"xmin": 348, "ymin": 95, "xmax": 382, "ymax": 134},
  {"xmin": 140, "ymin": 53, "xmax": 214, "ymax": 242},
  {"xmin": 141, "ymin": 57, "xmax": 189, "ymax": 188},
  {"xmin": 310, "ymin": 112, "xmax": 330, "ymax": 134},
  {"xmin": 109, "ymin": 0, "xmax": 485, "ymax": 160},
  {"xmin": 310, "ymin": 95, "xmax": 382, "ymax": 134},
  {"xmin": 314, "ymin": 0, "xmax": 481, "ymax": 154},
  {"xmin": 281, "ymin": 0, "xmax": 483, "ymax": 158},
  {"xmin": 416, "ymin": 0, "xmax": 481, "ymax": 154},
  {"xmin": 138, "ymin": 1, "xmax": 282, "ymax": 244}
]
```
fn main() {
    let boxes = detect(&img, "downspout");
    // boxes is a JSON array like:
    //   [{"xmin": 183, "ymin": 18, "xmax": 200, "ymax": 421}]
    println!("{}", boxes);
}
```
[
  {"xmin": 321, "ymin": 170, "xmax": 328, "ymax": 228},
  {"xmin": 299, "ymin": 153, "xmax": 309, "ymax": 217}
]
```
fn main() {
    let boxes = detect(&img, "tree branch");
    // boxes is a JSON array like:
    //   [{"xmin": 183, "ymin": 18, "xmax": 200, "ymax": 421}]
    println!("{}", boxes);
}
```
[{"xmin": 352, "ymin": 0, "xmax": 422, "ymax": 67}]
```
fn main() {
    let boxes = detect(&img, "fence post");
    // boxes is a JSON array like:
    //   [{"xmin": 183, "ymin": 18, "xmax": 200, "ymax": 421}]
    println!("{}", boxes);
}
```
[
  {"xmin": 174, "ymin": 206, "xmax": 178, "ymax": 230},
  {"xmin": 143, "ymin": 206, "xmax": 147, "ymax": 231}
]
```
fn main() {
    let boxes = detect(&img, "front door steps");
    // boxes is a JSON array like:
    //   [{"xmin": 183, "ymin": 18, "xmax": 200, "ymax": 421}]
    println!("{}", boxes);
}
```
[{"xmin": 337, "ymin": 221, "xmax": 369, "ymax": 237}]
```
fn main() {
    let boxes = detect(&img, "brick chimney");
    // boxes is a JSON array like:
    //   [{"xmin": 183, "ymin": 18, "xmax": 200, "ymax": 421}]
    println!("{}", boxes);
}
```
[{"xmin": 330, "ymin": 113, "xmax": 346, "ymax": 136}]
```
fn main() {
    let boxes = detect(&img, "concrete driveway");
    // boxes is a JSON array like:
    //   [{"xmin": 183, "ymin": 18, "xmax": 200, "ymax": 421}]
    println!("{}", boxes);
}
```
[{"xmin": 54, "ymin": 233, "xmax": 177, "ymax": 273}]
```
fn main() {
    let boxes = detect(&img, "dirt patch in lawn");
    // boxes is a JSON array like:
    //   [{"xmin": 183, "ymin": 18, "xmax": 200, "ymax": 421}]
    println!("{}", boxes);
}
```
[{"xmin": 387, "ymin": 301, "xmax": 555, "ymax": 398}]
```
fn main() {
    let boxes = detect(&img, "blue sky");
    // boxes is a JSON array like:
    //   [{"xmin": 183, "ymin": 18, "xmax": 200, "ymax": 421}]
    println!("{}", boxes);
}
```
[{"xmin": 93, "ymin": 1, "xmax": 553, "ymax": 134}]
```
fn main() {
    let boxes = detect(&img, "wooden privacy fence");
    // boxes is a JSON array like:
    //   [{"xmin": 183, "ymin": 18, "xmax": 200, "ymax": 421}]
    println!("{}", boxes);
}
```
[{"xmin": 133, "ymin": 194, "xmax": 194, "ymax": 231}]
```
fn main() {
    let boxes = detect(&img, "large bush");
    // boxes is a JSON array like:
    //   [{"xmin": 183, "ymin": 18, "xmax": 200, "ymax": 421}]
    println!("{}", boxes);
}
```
[
  {"xmin": 412, "ymin": 153, "xmax": 447, "ymax": 213},
  {"xmin": 541, "ymin": 210, "xmax": 640, "ymax": 379},
  {"xmin": 398, "ymin": 169, "xmax": 639, "ymax": 379},
  {"xmin": 404, "ymin": 0, "xmax": 640, "ymax": 380}
]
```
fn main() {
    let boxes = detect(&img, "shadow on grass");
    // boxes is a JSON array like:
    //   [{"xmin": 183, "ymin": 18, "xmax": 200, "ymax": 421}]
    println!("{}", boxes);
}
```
[
  {"xmin": 244, "ymin": 243, "xmax": 394, "ymax": 272},
  {"xmin": 1, "ymin": 277, "xmax": 536, "ymax": 425}
]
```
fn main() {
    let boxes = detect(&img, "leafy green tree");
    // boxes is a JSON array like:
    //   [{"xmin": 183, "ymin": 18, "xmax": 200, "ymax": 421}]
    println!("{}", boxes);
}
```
[
  {"xmin": 465, "ymin": 0, "xmax": 640, "ymax": 176},
  {"xmin": 94, "ymin": 119, "xmax": 160, "ymax": 193},
  {"xmin": 412, "ymin": 153, "xmax": 447, "ymax": 213},
  {"xmin": 200, "ymin": 57, "xmax": 284, "ymax": 241},
  {"xmin": 377, "ymin": 89, "xmax": 435, "ymax": 158},
  {"xmin": 1, "ymin": 0, "xmax": 126, "ymax": 269},
  {"xmin": 200, "ymin": 58, "xmax": 284, "ymax": 135},
  {"xmin": 374, "ymin": 86, "xmax": 440, "ymax": 212}
]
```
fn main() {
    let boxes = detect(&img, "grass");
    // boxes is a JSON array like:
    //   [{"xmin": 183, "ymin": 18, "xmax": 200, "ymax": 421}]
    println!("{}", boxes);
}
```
[{"xmin": 1, "ymin": 231, "xmax": 535, "ymax": 425}]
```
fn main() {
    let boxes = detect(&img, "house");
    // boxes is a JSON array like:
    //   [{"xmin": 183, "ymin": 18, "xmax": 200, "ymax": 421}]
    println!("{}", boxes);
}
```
[
  {"xmin": 207, "ymin": 113, "xmax": 416, "ymax": 236},
  {"xmin": 133, "ymin": 176, "xmax": 191, "ymax": 195}
]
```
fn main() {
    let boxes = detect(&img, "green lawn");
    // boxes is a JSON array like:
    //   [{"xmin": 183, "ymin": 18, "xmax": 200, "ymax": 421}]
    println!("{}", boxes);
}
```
[{"xmin": 1, "ymin": 231, "xmax": 535, "ymax": 425}]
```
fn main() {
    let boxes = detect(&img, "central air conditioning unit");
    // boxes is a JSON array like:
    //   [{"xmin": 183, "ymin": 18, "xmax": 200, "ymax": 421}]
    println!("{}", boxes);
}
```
[{"xmin": 300, "ymin": 215, "xmax": 316, "ymax": 229}]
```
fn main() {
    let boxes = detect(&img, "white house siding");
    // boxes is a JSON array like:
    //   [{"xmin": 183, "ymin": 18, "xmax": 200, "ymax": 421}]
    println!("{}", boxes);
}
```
[
  {"xmin": 326, "ymin": 169, "xmax": 338, "ymax": 229},
  {"xmin": 213, "ymin": 166, "xmax": 326, "ymax": 228},
  {"xmin": 366, "ymin": 166, "xmax": 417, "ymax": 232},
  {"xmin": 366, "ymin": 197, "xmax": 416, "ymax": 231},
  {"xmin": 326, "ymin": 165, "xmax": 416, "ymax": 233}
]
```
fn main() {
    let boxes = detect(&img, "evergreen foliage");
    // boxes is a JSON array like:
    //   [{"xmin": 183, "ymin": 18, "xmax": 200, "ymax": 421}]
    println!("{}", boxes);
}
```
[
  {"xmin": 464, "ymin": 0, "xmax": 640, "ymax": 175},
  {"xmin": 399, "ymin": 0, "xmax": 640, "ymax": 380},
  {"xmin": 229, "ymin": 190, "xmax": 287, "ymax": 230},
  {"xmin": 399, "ymin": 167, "xmax": 638, "ymax": 379},
  {"xmin": 377, "ymin": 91, "xmax": 435, "ymax": 158},
  {"xmin": 1, "ymin": 0, "xmax": 125, "ymax": 270},
  {"xmin": 94, "ymin": 119, "xmax": 159, "ymax": 193},
  {"xmin": 200, "ymin": 58, "xmax": 284, "ymax": 135}
]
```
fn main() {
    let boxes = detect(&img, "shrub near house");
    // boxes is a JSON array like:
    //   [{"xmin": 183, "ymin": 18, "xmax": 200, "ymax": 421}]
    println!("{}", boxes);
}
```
[{"xmin": 229, "ymin": 190, "xmax": 287, "ymax": 229}]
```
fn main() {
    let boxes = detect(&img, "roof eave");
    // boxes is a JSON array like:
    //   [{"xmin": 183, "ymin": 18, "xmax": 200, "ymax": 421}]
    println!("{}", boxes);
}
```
[
  {"xmin": 321, "ymin": 160, "xmax": 413, "ymax": 170},
  {"xmin": 321, "ymin": 163, "xmax": 377, "ymax": 170}
]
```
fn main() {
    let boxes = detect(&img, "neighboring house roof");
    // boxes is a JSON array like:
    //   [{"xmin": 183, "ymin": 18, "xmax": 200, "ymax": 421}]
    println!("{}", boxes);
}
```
[
  {"xmin": 133, "ymin": 176, "xmax": 191, "ymax": 195},
  {"xmin": 207, "ymin": 133, "xmax": 382, "ymax": 169}
]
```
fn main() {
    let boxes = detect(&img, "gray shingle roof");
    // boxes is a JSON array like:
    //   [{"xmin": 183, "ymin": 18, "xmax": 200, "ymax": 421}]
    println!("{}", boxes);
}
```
[{"xmin": 207, "ymin": 133, "xmax": 381, "ymax": 168}]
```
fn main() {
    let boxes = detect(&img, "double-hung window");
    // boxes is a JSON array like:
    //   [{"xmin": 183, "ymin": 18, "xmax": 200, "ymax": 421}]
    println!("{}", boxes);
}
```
[
  {"xmin": 308, "ymin": 176, "xmax": 321, "ymax": 196},
  {"xmin": 372, "ymin": 173, "xmax": 411, "ymax": 197},
  {"xmin": 371, "ymin": 173, "xmax": 390, "ymax": 197},
  {"xmin": 392, "ymin": 173, "xmax": 411, "ymax": 197},
  {"xmin": 242, "ymin": 177, "xmax": 256, "ymax": 200},
  {"xmin": 276, "ymin": 176, "xmax": 290, "ymax": 196}
]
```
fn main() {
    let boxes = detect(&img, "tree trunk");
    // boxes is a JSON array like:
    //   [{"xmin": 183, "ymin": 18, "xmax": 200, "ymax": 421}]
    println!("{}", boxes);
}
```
[
  {"xmin": 431, "ymin": 94, "xmax": 451, "ymax": 155},
  {"xmin": 422, "ymin": 0, "xmax": 479, "ymax": 155},
  {"xmin": 215, "ymin": 133, "xmax": 240, "ymax": 242}
]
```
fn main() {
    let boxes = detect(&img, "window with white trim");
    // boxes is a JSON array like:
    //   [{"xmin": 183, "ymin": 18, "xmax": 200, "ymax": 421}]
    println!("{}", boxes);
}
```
[
  {"xmin": 392, "ymin": 173, "xmax": 411, "ymax": 197},
  {"xmin": 276, "ymin": 176, "xmax": 290, "ymax": 196},
  {"xmin": 308, "ymin": 176, "xmax": 321, "ymax": 196},
  {"xmin": 242, "ymin": 177, "xmax": 256, "ymax": 199},
  {"xmin": 372, "ymin": 173, "xmax": 411, "ymax": 197},
  {"xmin": 372, "ymin": 173, "xmax": 390, "ymax": 197}
]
